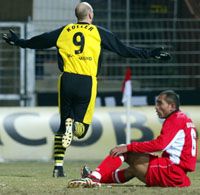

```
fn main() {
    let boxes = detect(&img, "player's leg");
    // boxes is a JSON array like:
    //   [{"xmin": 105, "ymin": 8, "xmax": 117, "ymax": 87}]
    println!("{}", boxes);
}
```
[
  {"xmin": 80, "ymin": 162, "xmax": 136, "ymax": 184},
  {"xmin": 68, "ymin": 153, "xmax": 149, "ymax": 187},
  {"xmin": 103, "ymin": 154, "xmax": 191, "ymax": 187},
  {"xmin": 53, "ymin": 133, "xmax": 66, "ymax": 177},
  {"xmin": 53, "ymin": 118, "xmax": 72, "ymax": 177},
  {"xmin": 53, "ymin": 73, "xmax": 72, "ymax": 177},
  {"xmin": 95, "ymin": 167, "xmax": 134, "ymax": 184},
  {"xmin": 68, "ymin": 154, "xmax": 126, "ymax": 187},
  {"xmin": 72, "ymin": 75, "xmax": 97, "ymax": 139},
  {"xmin": 124, "ymin": 152, "xmax": 150, "ymax": 183},
  {"xmin": 81, "ymin": 153, "xmax": 148, "ymax": 184}
]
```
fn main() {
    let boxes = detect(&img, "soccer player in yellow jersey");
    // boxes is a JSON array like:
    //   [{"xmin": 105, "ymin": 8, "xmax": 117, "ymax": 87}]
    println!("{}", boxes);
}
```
[{"xmin": 3, "ymin": 2, "xmax": 170, "ymax": 177}]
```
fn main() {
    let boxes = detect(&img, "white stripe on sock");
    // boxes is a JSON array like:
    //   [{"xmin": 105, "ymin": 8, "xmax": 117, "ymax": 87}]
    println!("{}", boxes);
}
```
[
  {"xmin": 119, "ymin": 155, "xmax": 125, "ymax": 162},
  {"xmin": 91, "ymin": 171, "xmax": 102, "ymax": 180},
  {"xmin": 114, "ymin": 169, "xmax": 121, "ymax": 183}
]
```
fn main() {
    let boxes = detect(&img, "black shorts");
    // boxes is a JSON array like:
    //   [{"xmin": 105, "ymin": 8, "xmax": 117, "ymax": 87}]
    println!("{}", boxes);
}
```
[{"xmin": 57, "ymin": 72, "xmax": 97, "ymax": 133}]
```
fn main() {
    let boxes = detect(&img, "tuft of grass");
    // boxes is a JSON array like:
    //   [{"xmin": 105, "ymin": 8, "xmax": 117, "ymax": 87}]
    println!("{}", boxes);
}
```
[{"xmin": 0, "ymin": 161, "xmax": 200, "ymax": 195}]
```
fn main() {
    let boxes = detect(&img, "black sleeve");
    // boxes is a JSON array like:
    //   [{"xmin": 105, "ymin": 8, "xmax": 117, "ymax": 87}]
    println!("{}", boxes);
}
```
[
  {"xmin": 97, "ymin": 26, "xmax": 151, "ymax": 59},
  {"xmin": 16, "ymin": 26, "xmax": 65, "ymax": 49}
]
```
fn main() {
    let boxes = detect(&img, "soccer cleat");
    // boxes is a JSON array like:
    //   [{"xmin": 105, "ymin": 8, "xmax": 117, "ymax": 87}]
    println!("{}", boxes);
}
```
[
  {"xmin": 67, "ymin": 177, "xmax": 101, "ymax": 188},
  {"xmin": 53, "ymin": 166, "xmax": 65, "ymax": 178},
  {"xmin": 62, "ymin": 118, "xmax": 74, "ymax": 148},
  {"xmin": 81, "ymin": 165, "xmax": 91, "ymax": 178}
]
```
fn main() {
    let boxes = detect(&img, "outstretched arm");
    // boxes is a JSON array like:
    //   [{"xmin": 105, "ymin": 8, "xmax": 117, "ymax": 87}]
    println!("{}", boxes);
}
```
[
  {"xmin": 2, "ymin": 27, "xmax": 64, "ymax": 49},
  {"xmin": 98, "ymin": 26, "xmax": 171, "ymax": 61}
]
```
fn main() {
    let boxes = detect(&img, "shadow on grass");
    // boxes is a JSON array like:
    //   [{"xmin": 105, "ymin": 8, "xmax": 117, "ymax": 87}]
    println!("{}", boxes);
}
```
[
  {"xmin": 102, "ymin": 184, "xmax": 145, "ymax": 188},
  {"xmin": 0, "ymin": 174, "xmax": 34, "ymax": 178}
]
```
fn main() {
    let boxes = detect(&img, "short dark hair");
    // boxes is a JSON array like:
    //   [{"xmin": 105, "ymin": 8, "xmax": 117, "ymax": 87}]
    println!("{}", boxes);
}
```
[{"xmin": 159, "ymin": 90, "xmax": 180, "ymax": 110}]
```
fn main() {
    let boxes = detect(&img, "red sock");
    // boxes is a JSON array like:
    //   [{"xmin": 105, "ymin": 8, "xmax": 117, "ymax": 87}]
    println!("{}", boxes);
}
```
[
  {"xmin": 100, "ymin": 169, "xmax": 126, "ymax": 183},
  {"xmin": 90, "ymin": 155, "xmax": 124, "ymax": 180}
]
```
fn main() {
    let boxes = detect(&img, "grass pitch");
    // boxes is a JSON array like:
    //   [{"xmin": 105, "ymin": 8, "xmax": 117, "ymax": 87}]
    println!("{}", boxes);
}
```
[{"xmin": 0, "ymin": 161, "xmax": 200, "ymax": 195}]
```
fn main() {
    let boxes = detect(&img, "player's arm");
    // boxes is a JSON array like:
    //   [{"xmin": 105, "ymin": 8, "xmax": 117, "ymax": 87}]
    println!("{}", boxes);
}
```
[
  {"xmin": 97, "ymin": 26, "xmax": 170, "ymax": 61},
  {"xmin": 2, "ymin": 27, "xmax": 64, "ymax": 49},
  {"xmin": 110, "ymin": 121, "xmax": 179, "ymax": 157},
  {"xmin": 110, "ymin": 134, "xmax": 170, "ymax": 157},
  {"xmin": 126, "ymin": 121, "xmax": 179, "ymax": 153}
]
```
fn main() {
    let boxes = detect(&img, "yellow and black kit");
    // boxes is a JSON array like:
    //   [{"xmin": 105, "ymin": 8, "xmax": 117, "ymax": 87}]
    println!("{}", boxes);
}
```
[{"xmin": 16, "ymin": 22, "xmax": 152, "ymax": 135}]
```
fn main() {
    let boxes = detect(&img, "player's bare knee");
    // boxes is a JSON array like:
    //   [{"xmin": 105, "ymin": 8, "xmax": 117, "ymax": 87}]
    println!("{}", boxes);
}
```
[
  {"xmin": 125, "ymin": 152, "xmax": 142, "ymax": 164},
  {"xmin": 125, "ymin": 153, "xmax": 149, "ymax": 168},
  {"xmin": 124, "ymin": 152, "xmax": 135, "ymax": 164}
]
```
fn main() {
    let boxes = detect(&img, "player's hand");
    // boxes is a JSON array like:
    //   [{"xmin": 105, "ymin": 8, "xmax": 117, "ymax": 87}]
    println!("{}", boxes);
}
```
[
  {"xmin": 150, "ymin": 47, "xmax": 171, "ymax": 61},
  {"xmin": 2, "ymin": 29, "xmax": 19, "ymax": 46},
  {"xmin": 110, "ymin": 144, "xmax": 128, "ymax": 157}
]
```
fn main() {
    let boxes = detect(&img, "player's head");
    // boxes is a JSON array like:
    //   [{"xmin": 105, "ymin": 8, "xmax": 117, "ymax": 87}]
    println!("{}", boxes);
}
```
[
  {"xmin": 155, "ymin": 90, "xmax": 180, "ymax": 118},
  {"xmin": 75, "ymin": 2, "xmax": 94, "ymax": 24}
]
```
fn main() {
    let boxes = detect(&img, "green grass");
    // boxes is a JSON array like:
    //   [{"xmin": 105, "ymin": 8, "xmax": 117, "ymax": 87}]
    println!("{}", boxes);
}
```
[{"xmin": 0, "ymin": 161, "xmax": 200, "ymax": 195}]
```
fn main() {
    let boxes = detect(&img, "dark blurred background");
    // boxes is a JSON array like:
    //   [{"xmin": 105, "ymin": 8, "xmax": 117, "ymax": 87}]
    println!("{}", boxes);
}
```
[{"xmin": 0, "ymin": 0, "xmax": 199, "ymax": 106}]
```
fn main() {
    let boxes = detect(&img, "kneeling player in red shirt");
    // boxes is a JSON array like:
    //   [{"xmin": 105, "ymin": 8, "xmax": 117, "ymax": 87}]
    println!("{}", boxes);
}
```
[{"xmin": 68, "ymin": 90, "xmax": 197, "ymax": 188}]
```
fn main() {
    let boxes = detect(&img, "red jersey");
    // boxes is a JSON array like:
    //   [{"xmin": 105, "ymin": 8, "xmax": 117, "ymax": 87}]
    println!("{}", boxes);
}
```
[{"xmin": 127, "ymin": 110, "xmax": 197, "ymax": 172}]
